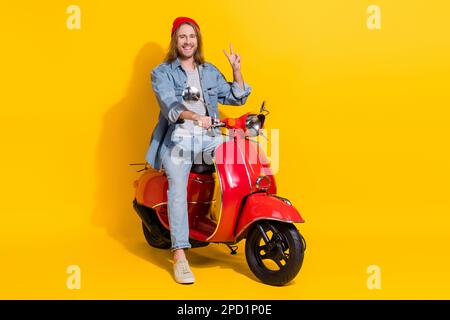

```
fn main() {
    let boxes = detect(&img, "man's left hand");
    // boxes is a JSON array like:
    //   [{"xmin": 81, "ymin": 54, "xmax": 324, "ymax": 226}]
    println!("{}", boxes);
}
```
[{"xmin": 223, "ymin": 43, "xmax": 241, "ymax": 72}]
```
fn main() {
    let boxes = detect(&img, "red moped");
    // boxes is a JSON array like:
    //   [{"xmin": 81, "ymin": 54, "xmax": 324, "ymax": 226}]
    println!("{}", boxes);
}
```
[{"xmin": 133, "ymin": 103, "xmax": 306, "ymax": 286}]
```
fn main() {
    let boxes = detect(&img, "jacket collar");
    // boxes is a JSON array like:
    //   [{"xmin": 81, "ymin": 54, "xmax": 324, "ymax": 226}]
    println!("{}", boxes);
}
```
[
  {"xmin": 170, "ymin": 57, "xmax": 206, "ymax": 72},
  {"xmin": 170, "ymin": 57, "xmax": 181, "ymax": 70}
]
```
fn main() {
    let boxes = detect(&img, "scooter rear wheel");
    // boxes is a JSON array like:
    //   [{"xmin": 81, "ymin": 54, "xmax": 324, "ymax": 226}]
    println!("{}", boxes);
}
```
[
  {"xmin": 245, "ymin": 221, "xmax": 305, "ymax": 286},
  {"xmin": 142, "ymin": 222, "xmax": 171, "ymax": 249},
  {"xmin": 136, "ymin": 201, "xmax": 210, "ymax": 250}
]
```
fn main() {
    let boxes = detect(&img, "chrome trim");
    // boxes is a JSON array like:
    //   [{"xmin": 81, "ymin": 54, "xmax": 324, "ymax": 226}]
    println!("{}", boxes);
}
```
[
  {"xmin": 151, "ymin": 202, "xmax": 167, "ymax": 209},
  {"xmin": 256, "ymin": 175, "xmax": 271, "ymax": 191},
  {"xmin": 152, "ymin": 200, "xmax": 216, "ymax": 209},
  {"xmin": 272, "ymin": 195, "xmax": 292, "ymax": 206}
]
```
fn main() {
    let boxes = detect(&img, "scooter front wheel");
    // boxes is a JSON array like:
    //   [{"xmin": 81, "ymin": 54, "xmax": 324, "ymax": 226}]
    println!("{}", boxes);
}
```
[{"xmin": 245, "ymin": 221, "xmax": 305, "ymax": 286}]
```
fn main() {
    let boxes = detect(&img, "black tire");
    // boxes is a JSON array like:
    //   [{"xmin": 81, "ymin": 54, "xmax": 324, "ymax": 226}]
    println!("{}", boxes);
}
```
[
  {"xmin": 245, "ymin": 221, "xmax": 305, "ymax": 286},
  {"xmin": 142, "ymin": 221, "xmax": 171, "ymax": 249}
]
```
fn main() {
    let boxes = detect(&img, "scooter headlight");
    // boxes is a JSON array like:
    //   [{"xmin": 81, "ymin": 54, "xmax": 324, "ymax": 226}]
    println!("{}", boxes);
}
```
[{"xmin": 245, "ymin": 114, "xmax": 265, "ymax": 137}]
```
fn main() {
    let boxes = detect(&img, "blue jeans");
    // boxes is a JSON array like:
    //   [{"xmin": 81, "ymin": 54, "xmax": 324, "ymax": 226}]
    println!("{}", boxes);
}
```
[{"xmin": 162, "ymin": 130, "xmax": 226, "ymax": 251}]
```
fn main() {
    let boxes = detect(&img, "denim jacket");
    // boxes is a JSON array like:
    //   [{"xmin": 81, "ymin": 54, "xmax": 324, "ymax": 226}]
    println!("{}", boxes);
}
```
[{"xmin": 145, "ymin": 58, "xmax": 252, "ymax": 169}]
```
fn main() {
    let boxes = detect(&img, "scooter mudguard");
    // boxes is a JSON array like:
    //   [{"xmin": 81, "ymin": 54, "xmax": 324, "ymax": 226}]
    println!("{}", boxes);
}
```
[{"xmin": 235, "ymin": 193, "xmax": 304, "ymax": 240}]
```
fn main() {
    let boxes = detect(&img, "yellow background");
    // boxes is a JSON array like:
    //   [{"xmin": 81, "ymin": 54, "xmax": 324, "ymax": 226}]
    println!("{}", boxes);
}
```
[{"xmin": 1, "ymin": 1, "xmax": 449, "ymax": 299}]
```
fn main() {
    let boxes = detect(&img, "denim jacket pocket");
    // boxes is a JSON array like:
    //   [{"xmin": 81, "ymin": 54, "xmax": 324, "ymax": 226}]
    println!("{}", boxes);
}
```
[
  {"xmin": 207, "ymin": 87, "xmax": 218, "ymax": 106},
  {"xmin": 207, "ymin": 86, "xmax": 218, "ymax": 95}
]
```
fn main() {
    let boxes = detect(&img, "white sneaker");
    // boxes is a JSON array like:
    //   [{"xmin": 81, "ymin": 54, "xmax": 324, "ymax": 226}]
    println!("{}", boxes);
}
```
[{"xmin": 173, "ymin": 259, "xmax": 195, "ymax": 284}]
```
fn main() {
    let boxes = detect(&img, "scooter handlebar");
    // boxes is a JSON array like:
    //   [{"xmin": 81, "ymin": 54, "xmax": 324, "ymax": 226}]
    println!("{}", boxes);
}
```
[
  {"xmin": 209, "ymin": 117, "xmax": 226, "ymax": 129},
  {"xmin": 210, "ymin": 122, "xmax": 226, "ymax": 128}
]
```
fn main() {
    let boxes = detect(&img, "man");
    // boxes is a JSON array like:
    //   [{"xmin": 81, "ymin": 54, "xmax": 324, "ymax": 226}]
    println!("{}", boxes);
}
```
[{"xmin": 145, "ymin": 17, "xmax": 251, "ymax": 284}]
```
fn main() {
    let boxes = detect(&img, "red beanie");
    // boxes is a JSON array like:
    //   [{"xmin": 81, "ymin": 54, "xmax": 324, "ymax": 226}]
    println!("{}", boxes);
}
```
[{"xmin": 171, "ymin": 17, "xmax": 200, "ymax": 37}]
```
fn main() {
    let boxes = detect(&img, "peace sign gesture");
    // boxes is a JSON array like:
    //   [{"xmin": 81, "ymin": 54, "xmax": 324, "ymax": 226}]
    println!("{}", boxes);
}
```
[{"xmin": 223, "ymin": 43, "xmax": 241, "ymax": 72}]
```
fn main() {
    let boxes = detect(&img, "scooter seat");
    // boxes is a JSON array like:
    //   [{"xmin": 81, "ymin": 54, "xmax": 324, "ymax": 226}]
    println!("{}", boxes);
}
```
[
  {"xmin": 191, "ymin": 152, "xmax": 216, "ymax": 174},
  {"xmin": 191, "ymin": 163, "xmax": 215, "ymax": 174}
]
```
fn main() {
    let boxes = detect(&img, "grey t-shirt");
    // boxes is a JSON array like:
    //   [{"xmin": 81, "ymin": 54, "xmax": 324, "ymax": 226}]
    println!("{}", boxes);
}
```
[{"xmin": 174, "ymin": 67, "xmax": 208, "ymax": 136}]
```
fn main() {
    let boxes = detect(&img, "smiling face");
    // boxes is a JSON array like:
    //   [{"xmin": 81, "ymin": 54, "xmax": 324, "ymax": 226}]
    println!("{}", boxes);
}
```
[{"xmin": 175, "ymin": 23, "xmax": 198, "ymax": 60}]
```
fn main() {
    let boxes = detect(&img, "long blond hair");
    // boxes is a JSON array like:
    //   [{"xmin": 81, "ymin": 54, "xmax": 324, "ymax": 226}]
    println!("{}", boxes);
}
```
[{"xmin": 165, "ymin": 22, "xmax": 205, "ymax": 65}]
